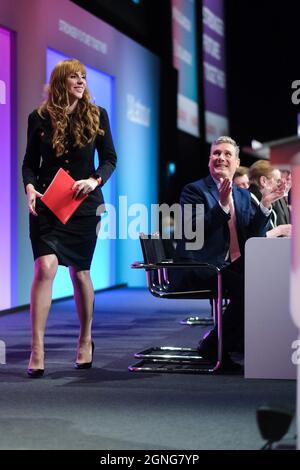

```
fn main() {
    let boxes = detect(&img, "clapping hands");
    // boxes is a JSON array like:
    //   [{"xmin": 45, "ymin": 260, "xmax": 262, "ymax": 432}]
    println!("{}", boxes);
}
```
[
  {"xmin": 261, "ymin": 179, "xmax": 285, "ymax": 208},
  {"xmin": 219, "ymin": 177, "xmax": 233, "ymax": 208}
]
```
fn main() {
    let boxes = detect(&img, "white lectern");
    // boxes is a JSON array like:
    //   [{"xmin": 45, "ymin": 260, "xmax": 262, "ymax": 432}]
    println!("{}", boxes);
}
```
[{"xmin": 262, "ymin": 136, "xmax": 300, "ymax": 449}]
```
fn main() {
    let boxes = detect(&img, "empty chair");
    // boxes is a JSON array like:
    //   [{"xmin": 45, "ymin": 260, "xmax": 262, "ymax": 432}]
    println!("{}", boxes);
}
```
[{"xmin": 129, "ymin": 233, "xmax": 224, "ymax": 373}]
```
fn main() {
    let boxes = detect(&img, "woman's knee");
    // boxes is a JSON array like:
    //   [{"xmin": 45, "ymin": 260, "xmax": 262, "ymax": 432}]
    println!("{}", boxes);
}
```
[
  {"xmin": 70, "ymin": 269, "xmax": 91, "ymax": 286},
  {"xmin": 34, "ymin": 255, "xmax": 58, "ymax": 281}
]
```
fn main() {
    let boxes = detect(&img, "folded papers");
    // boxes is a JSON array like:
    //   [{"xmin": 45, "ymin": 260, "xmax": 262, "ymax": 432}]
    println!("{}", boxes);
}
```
[{"xmin": 40, "ymin": 168, "xmax": 88, "ymax": 224}]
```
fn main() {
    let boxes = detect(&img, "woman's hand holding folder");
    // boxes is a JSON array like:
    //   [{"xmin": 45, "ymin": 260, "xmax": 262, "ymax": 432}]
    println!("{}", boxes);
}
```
[
  {"xmin": 40, "ymin": 168, "xmax": 90, "ymax": 224},
  {"xmin": 72, "ymin": 177, "xmax": 99, "ymax": 200}
]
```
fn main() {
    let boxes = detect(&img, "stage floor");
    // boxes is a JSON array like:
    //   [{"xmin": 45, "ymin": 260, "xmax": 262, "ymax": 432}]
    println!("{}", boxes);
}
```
[{"xmin": 0, "ymin": 288, "xmax": 296, "ymax": 450}]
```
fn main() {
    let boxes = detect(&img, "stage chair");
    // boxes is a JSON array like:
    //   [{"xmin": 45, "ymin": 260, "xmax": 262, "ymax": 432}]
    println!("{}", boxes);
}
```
[{"xmin": 128, "ymin": 233, "xmax": 224, "ymax": 373}]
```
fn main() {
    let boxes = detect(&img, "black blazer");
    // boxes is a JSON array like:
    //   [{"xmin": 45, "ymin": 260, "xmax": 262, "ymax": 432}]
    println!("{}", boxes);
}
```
[{"xmin": 22, "ymin": 106, "xmax": 117, "ymax": 216}]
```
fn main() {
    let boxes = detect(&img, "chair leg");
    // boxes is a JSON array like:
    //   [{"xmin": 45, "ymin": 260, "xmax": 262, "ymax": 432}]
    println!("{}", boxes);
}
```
[
  {"xmin": 128, "ymin": 359, "xmax": 218, "ymax": 373},
  {"xmin": 129, "ymin": 273, "xmax": 223, "ymax": 373},
  {"xmin": 215, "ymin": 271, "xmax": 223, "ymax": 370},
  {"xmin": 180, "ymin": 298, "xmax": 215, "ymax": 326},
  {"xmin": 129, "ymin": 291, "xmax": 223, "ymax": 373},
  {"xmin": 180, "ymin": 316, "xmax": 214, "ymax": 326},
  {"xmin": 134, "ymin": 346, "xmax": 201, "ymax": 360}
]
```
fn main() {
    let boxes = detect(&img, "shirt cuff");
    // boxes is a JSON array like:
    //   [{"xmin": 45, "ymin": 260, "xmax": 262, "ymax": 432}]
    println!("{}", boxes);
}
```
[
  {"xmin": 219, "ymin": 201, "xmax": 230, "ymax": 214},
  {"xmin": 259, "ymin": 202, "xmax": 271, "ymax": 216}
]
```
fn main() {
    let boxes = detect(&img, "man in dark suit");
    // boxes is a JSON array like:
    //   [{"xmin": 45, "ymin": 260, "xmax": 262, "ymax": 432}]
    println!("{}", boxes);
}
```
[
  {"xmin": 273, "ymin": 198, "xmax": 291, "ymax": 226},
  {"xmin": 174, "ymin": 136, "xmax": 285, "ymax": 370},
  {"xmin": 274, "ymin": 169, "xmax": 291, "ymax": 225}
]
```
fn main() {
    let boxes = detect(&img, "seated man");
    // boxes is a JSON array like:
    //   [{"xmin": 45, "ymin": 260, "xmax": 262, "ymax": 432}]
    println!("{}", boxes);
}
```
[
  {"xmin": 275, "ymin": 168, "xmax": 291, "ymax": 225},
  {"xmin": 174, "ymin": 136, "xmax": 285, "ymax": 371},
  {"xmin": 248, "ymin": 160, "xmax": 292, "ymax": 237},
  {"xmin": 280, "ymin": 169, "xmax": 292, "ymax": 210},
  {"xmin": 233, "ymin": 166, "xmax": 250, "ymax": 189}
]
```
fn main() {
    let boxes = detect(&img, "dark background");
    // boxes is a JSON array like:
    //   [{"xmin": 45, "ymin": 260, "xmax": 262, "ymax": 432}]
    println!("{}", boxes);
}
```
[{"xmin": 72, "ymin": 0, "xmax": 299, "ymax": 203}]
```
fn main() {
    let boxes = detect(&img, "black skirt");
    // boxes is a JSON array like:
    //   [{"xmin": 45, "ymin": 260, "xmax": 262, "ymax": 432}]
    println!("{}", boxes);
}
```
[{"xmin": 29, "ymin": 201, "xmax": 100, "ymax": 270}]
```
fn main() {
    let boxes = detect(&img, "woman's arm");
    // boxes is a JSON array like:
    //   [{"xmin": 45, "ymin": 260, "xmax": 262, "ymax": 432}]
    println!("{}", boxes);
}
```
[
  {"xmin": 94, "ymin": 108, "xmax": 117, "ymax": 187},
  {"xmin": 22, "ymin": 112, "xmax": 41, "ymax": 192},
  {"xmin": 22, "ymin": 112, "xmax": 43, "ymax": 215}
]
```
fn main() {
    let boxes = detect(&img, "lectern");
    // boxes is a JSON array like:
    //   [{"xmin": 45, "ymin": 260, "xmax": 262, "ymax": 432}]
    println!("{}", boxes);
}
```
[
  {"xmin": 250, "ymin": 136, "xmax": 300, "ymax": 448},
  {"xmin": 259, "ymin": 136, "xmax": 300, "ymax": 328}
]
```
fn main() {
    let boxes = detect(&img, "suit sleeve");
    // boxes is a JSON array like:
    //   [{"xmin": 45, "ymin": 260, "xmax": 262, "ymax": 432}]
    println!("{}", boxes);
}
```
[
  {"xmin": 22, "ymin": 112, "xmax": 41, "ymax": 192},
  {"xmin": 247, "ymin": 197, "xmax": 271, "ymax": 238},
  {"xmin": 94, "ymin": 108, "xmax": 117, "ymax": 186},
  {"xmin": 180, "ymin": 183, "xmax": 230, "ymax": 236}
]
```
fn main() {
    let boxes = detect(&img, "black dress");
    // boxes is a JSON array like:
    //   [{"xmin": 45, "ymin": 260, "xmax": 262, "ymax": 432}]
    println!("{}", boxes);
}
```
[{"xmin": 22, "ymin": 107, "xmax": 117, "ymax": 270}]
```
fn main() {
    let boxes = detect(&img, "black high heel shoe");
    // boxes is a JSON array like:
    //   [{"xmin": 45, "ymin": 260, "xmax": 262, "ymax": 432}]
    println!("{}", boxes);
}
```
[
  {"xmin": 75, "ymin": 341, "xmax": 94, "ymax": 369},
  {"xmin": 27, "ymin": 351, "xmax": 45, "ymax": 378},
  {"xmin": 27, "ymin": 368, "xmax": 44, "ymax": 378}
]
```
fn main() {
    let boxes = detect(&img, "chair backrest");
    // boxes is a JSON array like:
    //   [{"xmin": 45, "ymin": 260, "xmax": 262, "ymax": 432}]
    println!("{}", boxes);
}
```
[
  {"xmin": 138, "ymin": 233, "xmax": 219, "ymax": 301},
  {"xmin": 139, "ymin": 233, "xmax": 173, "ymax": 264}
]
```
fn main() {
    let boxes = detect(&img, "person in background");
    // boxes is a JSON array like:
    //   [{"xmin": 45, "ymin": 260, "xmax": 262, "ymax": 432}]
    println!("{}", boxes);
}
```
[
  {"xmin": 233, "ymin": 166, "xmax": 249, "ymax": 189},
  {"xmin": 248, "ymin": 160, "xmax": 291, "ymax": 238},
  {"xmin": 280, "ymin": 168, "xmax": 292, "ymax": 211}
]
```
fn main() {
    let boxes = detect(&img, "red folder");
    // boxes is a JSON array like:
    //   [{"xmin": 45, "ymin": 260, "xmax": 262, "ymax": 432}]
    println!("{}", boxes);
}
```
[{"xmin": 40, "ymin": 168, "xmax": 88, "ymax": 224}]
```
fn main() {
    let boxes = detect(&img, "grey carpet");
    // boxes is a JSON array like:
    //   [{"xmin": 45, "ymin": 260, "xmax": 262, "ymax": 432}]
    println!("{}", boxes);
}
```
[{"xmin": 0, "ymin": 288, "xmax": 296, "ymax": 450}]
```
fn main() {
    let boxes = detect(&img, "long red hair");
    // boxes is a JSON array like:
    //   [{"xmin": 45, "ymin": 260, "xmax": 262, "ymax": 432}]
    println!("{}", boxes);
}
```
[{"xmin": 39, "ymin": 59, "xmax": 102, "ymax": 157}]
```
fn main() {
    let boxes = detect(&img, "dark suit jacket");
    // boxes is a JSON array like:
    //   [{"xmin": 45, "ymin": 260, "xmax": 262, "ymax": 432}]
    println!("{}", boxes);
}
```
[
  {"xmin": 175, "ymin": 175, "xmax": 271, "ymax": 268},
  {"xmin": 249, "ymin": 183, "xmax": 290, "ymax": 227},
  {"xmin": 273, "ymin": 198, "xmax": 291, "ymax": 225},
  {"xmin": 22, "ymin": 106, "xmax": 117, "ymax": 216}
]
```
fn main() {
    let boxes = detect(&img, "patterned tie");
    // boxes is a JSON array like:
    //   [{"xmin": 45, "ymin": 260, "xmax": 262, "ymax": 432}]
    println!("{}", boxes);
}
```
[{"xmin": 228, "ymin": 197, "xmax": 241, "ymax": 262}]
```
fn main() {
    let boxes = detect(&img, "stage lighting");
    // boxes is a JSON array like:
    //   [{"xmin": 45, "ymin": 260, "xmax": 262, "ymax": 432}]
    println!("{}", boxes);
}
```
[
  {"xmin": 251, "ymin": 139, "xmax": 263, "ymax": 149},
  {"xmin": 167, "ymin": 162, "xmax": 176, "ymax": 176},
  {"xmin": 256, "ymin": 406, "xmax": 294, "ymax": 450}
]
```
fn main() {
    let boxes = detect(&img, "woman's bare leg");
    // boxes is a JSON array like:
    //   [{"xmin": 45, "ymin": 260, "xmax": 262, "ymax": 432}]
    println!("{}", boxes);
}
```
[
  {"xmin": 69, "ymin": 268, "xmax": 94, "ymax": 364},
  {"xmin": 28, "ymin": 254, "xmax": 58, "ymax": 370}
]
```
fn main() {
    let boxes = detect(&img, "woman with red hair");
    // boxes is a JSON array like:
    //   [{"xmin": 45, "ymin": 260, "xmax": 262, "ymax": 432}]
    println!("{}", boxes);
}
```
[{"xmin": 22, "ymin": 59, "xmax": 117, "ymax": 377}]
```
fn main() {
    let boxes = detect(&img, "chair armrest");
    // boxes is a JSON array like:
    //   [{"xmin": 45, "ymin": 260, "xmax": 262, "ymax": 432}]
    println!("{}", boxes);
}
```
[
  {"xmin": 131, "ymin": 261, "xmax": 156, "ymax": 269},
  {"xmin": 131, "ymin": 260, "xmax": 220, "ymax": 274},
  {"xmin": 156, "ymin": 260, "xmax": 221, "ymax": 274}
]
